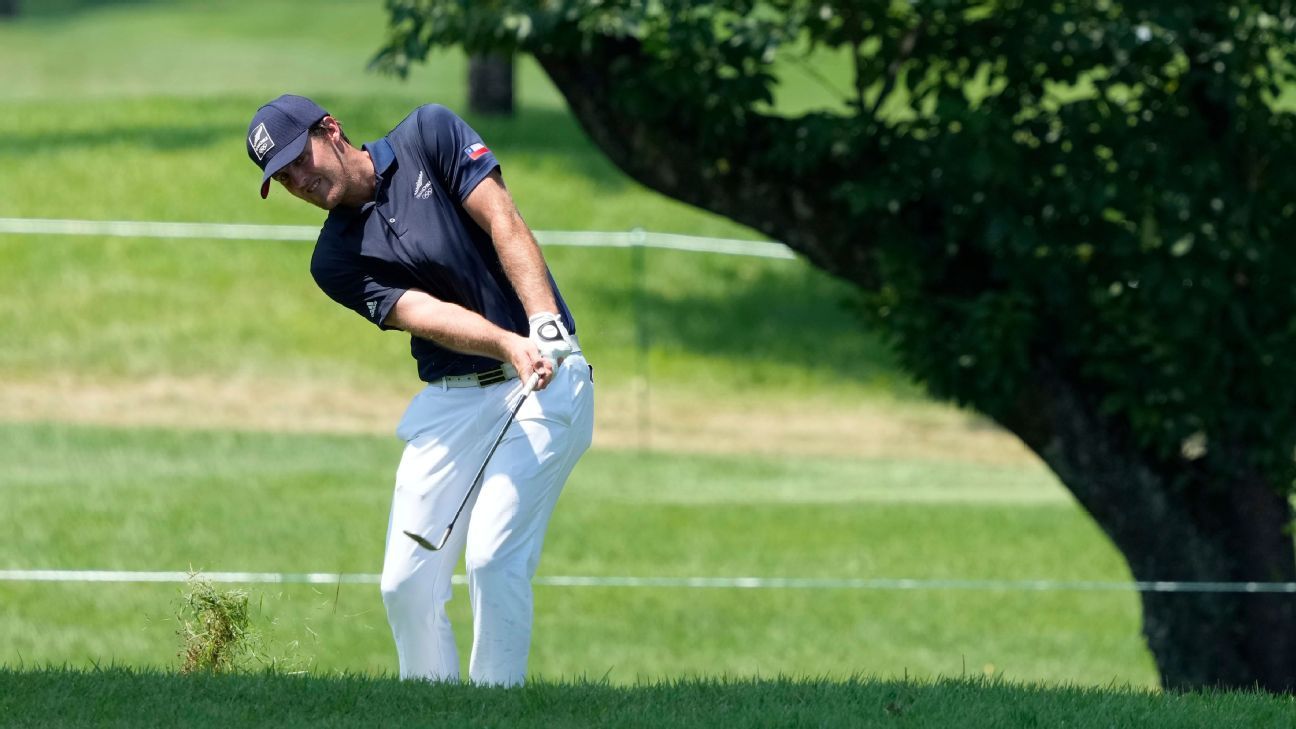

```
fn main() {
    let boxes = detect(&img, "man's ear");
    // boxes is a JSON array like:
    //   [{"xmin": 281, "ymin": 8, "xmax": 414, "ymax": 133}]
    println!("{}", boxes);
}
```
[{"xmin": 321, "ymin": 115, "xmax": 347, "ymax": 148}]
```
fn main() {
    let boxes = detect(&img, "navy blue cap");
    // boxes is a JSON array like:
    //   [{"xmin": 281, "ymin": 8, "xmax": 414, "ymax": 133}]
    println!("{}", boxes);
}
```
[{"xmin": 247, "ymin": 94, "xmax": 328, "ymax": 199}]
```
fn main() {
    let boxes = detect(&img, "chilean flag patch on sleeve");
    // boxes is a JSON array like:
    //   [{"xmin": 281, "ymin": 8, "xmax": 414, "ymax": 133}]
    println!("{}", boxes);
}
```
[{"xmin": 464, "ymin": 142, "xmax": 491, "ymax": 160}]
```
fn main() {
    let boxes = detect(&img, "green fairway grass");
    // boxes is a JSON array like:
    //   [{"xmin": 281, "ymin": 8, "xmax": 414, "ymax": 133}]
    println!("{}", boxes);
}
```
[
  {"xmin": 4, "ymin": 669, "xmax": 1291, "ymax": 729},
  {"xmin": 0, "ymin": 235, "xmax": 907, "ymax": 399},
  {"xmin": 0, "ymin": 578, "xmax": 1154, "ymax": 687},
  {"xmin": 0, "ymin": 422, "xmax": 1155, "ymax": 686}
]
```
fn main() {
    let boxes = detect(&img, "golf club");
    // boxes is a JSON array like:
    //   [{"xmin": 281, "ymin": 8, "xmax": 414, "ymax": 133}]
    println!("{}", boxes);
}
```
[{"xmin": 404, "ymin": 370, "xmax": 542, "ymax": 552}]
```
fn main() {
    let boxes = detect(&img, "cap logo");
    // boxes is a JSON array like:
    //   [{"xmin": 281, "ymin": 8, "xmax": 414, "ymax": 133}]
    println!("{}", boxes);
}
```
[{"xmin": 250, "ymin": 123, "xmax": 275, "ymax": 161}]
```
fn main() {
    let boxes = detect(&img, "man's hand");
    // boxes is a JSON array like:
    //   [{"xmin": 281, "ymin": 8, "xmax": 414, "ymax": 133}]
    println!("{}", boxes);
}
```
[
  {"xmin": 529, "ymin": 312, "xmax": 574, "ymax": 368},
  {"xmin": 500, "ymin": 333, "xmax": 554, "ymax": 390}
]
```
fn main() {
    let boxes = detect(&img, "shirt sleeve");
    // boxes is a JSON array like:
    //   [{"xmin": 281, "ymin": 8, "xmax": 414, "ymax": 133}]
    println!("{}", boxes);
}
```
[
  {"xmin": 310, "ymin": 244, "xmax": 408, "ymax": 331},
  {"xmin": 415, "ymin": 104, "xmax": 499, "ymax": 202}
]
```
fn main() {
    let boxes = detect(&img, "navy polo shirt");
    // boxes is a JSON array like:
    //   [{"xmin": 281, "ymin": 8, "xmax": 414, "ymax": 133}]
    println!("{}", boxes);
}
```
[{"xmin": 309, "ymin": 105, "xmax": 576, "ymax": 383}]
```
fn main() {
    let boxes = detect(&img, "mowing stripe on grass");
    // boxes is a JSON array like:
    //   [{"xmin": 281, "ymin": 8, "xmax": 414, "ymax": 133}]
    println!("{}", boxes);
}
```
[
  {"xmin": 3, "ymin": 569, "xmax": 1295, "ymax": 593},
  {"xmin": 0, "ymin": 218, "xmax": 796, "ymax": 259}
]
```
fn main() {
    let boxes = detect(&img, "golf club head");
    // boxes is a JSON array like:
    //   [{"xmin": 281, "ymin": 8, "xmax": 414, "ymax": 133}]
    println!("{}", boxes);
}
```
[{"xmin": 403, "ymin": 528, "xmax": 450, "ymax": 552}]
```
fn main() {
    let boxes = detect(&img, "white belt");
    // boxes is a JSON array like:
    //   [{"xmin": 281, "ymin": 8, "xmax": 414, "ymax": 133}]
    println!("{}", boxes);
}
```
[
  {"xmin": 432, "ymin": 366, "xmax": 517, "ymax": 389},
  {"xmin": 430, "ymin": 337, "xmax": 580, "ymax": 389}
]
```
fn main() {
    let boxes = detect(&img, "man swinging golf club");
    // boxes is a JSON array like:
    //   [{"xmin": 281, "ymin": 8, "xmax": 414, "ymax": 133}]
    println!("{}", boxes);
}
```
[{"xmin": 245, "ymin": 94, "xmax": 595, "ymax": 686}]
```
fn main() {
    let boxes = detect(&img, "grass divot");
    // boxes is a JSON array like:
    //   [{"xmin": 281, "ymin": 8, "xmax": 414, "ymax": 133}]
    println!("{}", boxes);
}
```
[
  {"xmin": 177, "ymin": 572, "xmax": 256, "ymax": 674},
  {"xmin": 175, "ymin": 572, "xmax": 313, "ymax": 675}
]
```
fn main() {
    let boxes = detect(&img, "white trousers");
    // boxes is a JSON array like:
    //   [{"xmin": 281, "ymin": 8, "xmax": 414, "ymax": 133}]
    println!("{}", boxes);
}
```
[{"xmin": 379, "ymin": 354, "xmax": 593, "ymax": 686}]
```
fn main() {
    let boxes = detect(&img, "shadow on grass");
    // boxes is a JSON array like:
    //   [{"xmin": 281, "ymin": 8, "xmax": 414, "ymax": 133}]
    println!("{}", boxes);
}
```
[
  {"xmin": 0, "ymin": 103, "xmax": 633, "ymax": 195},
  {"xmin": 18, "ymin": 0, "xmax": 165, "ymax": 19},
  {"xmin": 0, "ymin": 122, "xmax": 234, "ymax": 153},
  {"xmin": 586, "ymin": 254, "xmax": 919, "ymax": 394}
]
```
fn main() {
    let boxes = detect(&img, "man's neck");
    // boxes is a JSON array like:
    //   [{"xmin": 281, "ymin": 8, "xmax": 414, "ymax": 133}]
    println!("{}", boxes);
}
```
[{"xmin": 338, "ymin": 148, "xmax": 376, "ymax": 209}]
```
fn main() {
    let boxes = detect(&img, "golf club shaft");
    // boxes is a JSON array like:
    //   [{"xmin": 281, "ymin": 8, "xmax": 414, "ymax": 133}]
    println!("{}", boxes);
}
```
[{"xmin": 404, "ymin": 371, "xmax": 541, "ymax": 551}]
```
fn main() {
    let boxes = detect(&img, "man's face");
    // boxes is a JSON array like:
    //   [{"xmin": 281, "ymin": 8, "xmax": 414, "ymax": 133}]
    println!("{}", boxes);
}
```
[{"xmin": 272, "ymin": 124, "xmax": 350, "ymax": 210}]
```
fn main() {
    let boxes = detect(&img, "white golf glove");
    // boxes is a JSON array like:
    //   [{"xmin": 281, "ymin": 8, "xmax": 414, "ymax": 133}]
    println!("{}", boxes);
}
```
[{"xmin": 529, "ymin": 312, "xmax": 575, "ymax": 367}]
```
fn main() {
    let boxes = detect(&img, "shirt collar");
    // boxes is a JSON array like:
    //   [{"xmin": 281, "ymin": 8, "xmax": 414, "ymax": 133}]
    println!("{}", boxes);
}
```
[{"xmin": 364, "ymin": 137, "xmax": 397, "ymax": 184}]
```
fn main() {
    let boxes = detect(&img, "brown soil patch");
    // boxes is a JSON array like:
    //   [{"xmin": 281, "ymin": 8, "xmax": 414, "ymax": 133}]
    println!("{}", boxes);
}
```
[{"xmin": 0, "ymin": 375, "xmax": 1036, "ymax": 464}]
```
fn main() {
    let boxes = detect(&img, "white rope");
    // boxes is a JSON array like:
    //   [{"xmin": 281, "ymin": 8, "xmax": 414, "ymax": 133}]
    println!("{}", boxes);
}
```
[
  {"xmin": 3, "ymin": 570, "xmax": 1294, "ymax": 593},
  {"xmin": 0, "ymin": 218, "xmax": 796, "ymax": 260},
  {"xmin": 0, "ymin": 217, "xmax": 320, "ymax": 242}
]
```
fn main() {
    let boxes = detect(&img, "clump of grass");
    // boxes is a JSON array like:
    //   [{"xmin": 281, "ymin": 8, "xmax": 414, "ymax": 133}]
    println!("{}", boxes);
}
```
[
  {"xmin": 175, "ymin": 572, "xmax": 314, "ymax": 675},
  {"xmin": 177, "ymin": 573, "xmax": 255, "ymax": 674}
]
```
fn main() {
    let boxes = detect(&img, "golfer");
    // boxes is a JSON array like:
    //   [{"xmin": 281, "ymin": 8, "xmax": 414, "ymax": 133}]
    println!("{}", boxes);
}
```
[{"xmin": 245, "ymin": 94, "xmax": 594, "ymax": 686}]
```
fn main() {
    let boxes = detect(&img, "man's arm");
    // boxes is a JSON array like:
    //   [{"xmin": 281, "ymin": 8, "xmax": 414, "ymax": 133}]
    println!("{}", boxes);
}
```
[
  {"xmin": 384, "ymin": 289, "xmax": 554, "ymax": 387},
  {"xmin": 462, "ymin": 169, "xmax": 577, "ymax": 370},
  {"xmin": 462, "ymin": 170, "xmax": 558, "ymax": 317}
]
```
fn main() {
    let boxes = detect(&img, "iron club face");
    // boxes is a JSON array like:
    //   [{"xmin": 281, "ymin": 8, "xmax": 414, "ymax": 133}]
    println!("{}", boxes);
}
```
[{"xmin": 403, "ymin": 528, "xmax": 448, "ymax": 551}]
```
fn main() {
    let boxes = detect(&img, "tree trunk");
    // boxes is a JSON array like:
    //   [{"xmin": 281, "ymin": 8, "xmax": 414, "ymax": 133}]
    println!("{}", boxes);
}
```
[
  {"xmin": 468, "ymin": 53, "xmax": 514, "ymax": 117},
  {"xmin": 0, "ymin": 0, "xmax": 19, "ymax": 19},
  {"xmin": 1000, "ymin": 364, "xmax": 1296, "ymax": 692}
]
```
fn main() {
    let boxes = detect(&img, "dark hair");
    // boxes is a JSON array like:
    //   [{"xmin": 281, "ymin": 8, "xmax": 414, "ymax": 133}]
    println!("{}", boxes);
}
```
[{"xmin": 309, "ymin": 118, "xmax": 350, "ymax": 144}]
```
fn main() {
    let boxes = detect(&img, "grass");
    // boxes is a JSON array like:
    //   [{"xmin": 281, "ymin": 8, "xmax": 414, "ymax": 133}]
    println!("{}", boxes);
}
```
[
  {"xmin": 0, "ymin": 0, "xmax": 855, "ymax": 113},
  {"xmin": 0, "ymin": 0, "xmax": 900, "ymax": 405},
  {"xmin": 2, "ymin": 668, "xmax": 1293, "ymax": 729},
  {"xmin": 0, "ymin": 422, "xmax": 1155, "ymax": 686},
  {"xmin": 0, "ymin": 95, "xmax": 759, "ymax": 234},
  {"xmin": 0, "ymin": 235, "xmax": 909, "ymax": 401},
  {"xmin": 0, "ymin": 578, "xmax": 1153, "ymax": 686},
  {"xmin": 0, "ymin": 424, "xmax": 1086, "ymax": 578},
  {"xmin": 0, "ymin": 1, "xmax": 482, "ymax": 103}
]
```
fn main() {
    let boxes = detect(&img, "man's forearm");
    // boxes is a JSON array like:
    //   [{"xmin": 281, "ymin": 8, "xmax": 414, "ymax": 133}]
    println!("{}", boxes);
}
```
[
  {"xmin": 384, "ymin": 289, "xmax": 513, "ymax": 361},
  {"xmin": 387, "ymin": 288, "xmax": 555, "ymax": 384},
  {"xmin": 494, "ymin": 222, "xmax": 559, "ymax": 317}
]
